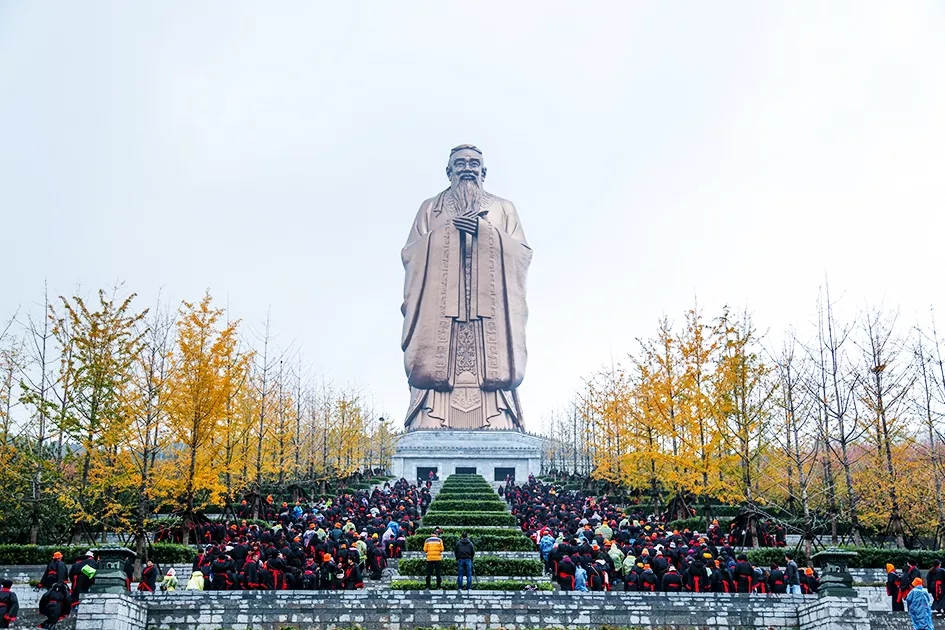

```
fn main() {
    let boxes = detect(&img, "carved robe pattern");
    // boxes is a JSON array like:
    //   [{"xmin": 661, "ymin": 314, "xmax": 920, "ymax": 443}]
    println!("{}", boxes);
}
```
[{"xmin": 401, "ymin": 189, "xmax": 532, "ymax": 429}]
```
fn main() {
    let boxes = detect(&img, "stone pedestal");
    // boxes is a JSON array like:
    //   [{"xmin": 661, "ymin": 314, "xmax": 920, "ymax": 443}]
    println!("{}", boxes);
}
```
[
  {"xmin": 391, "ymin": 429, "xmax": 545, "ymax": 485},
  {"xmin": 88, "ymin": 546, "xmax": 136, "ymax": 594}
]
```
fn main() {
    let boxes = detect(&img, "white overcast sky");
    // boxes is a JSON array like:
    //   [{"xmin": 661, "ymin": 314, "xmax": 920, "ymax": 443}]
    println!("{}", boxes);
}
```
[{"xmin": 1, "ymin": 2, "xmax": 943, "ymax": 432}]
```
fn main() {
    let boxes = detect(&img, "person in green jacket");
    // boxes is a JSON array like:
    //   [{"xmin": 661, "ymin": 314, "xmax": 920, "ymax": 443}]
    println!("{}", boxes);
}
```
[{"xmin": 160, "ymin": 568, "xmax": 179, "ymax": 592}]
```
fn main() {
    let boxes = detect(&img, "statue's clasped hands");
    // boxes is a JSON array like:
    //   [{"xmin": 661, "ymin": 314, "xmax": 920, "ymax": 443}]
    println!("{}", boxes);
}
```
[{"xmin": 453, "ymin": 211, "xmax": 479, "ymax": 236}]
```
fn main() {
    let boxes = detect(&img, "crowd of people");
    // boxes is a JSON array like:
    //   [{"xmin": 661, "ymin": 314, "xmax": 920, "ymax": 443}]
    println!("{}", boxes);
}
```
[
  {"xmin": 155, "ymin": 478, "xmax": 432, "ymax": 591},
  {"xmin": 20, "ymin": 470, "xmax": 945, "ymax": 630},
  {"xmin": 26, "ymin": 478, "xmax": 434, "ymax": 625},
  {"xmin": 505, "ymin": 476, "xmax": 817, "ymax": 593}
]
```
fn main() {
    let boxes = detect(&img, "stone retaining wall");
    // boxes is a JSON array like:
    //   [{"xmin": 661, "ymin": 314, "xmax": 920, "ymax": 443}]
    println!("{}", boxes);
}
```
[{"xmin": 72, "ymin": 590, "xmax": 891, "ymax": 630}]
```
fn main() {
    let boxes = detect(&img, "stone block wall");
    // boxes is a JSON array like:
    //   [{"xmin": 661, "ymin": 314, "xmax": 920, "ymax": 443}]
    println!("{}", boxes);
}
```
[
  {"xmin": 798, "ymin": 596, "xmax": 870, "ymax": 630},
  {"xmin": 74, "ymin": 593, "xmax": 147, "ymax": 630},
  {"xmin": 69, "ymin": 590, "xmax": 855, "ymax": 630}
]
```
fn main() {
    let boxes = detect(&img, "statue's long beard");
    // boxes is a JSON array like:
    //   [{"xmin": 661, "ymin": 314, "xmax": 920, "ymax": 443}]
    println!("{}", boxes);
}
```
[{"xmin": 451, "ymin": 179, "xmax": 482, "ymax": 214}]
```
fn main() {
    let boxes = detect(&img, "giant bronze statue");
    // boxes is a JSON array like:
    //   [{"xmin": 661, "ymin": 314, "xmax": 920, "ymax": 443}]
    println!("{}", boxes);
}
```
[{"xmin": 401, "ymin": 145, "xmax": 532, "ymax": 430}]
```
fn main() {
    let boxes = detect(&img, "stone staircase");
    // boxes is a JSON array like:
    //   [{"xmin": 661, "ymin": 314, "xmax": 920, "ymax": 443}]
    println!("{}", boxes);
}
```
[{"xmin": 380, "ymin": 475, "xmax": 550, "ymax": 591}]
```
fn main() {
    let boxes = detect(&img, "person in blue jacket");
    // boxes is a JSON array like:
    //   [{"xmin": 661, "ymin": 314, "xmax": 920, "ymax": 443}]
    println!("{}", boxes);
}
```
[{"xmin": 906, "ymin": 577, "xmax": 934, "ymax": 630}]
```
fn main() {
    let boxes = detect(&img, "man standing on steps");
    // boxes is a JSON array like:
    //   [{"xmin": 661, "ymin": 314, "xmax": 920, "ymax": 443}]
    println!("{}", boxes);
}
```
[
  {"xmin": 455, "ymin": 531, "xmax": 475, "ymax": 593},
  {"xmin": 424, "ymin": 527, "xmax": 444, "ymax": 589}
]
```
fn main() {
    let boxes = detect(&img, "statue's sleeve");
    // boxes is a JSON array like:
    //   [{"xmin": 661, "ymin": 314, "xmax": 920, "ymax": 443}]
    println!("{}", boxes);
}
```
[
  {"xmin": 476, "ymin": 200, "xmax": 532, "ymax": 390},
  {"xmin": 401, "ymin": 201, "xmax": 433, "ymax": 344},
  {"xmin": 401, "ymin": 194, "xmax": 459, "ymax": 390}
]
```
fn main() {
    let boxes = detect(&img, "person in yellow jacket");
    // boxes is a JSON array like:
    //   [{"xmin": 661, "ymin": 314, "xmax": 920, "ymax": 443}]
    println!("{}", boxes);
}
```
[
  {"xmin": 423, "ymin": 528, "xmax": 444, "ymax": 589},
  {"xmin": 185, "ymin": 570, "xmax": 204, "ymax": 591}
]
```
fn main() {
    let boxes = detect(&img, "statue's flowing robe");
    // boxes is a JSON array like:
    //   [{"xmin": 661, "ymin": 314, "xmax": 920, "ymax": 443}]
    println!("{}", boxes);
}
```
[{"xmin": 401, "ymin": 189, "xmax": 531, "ymax": 429}]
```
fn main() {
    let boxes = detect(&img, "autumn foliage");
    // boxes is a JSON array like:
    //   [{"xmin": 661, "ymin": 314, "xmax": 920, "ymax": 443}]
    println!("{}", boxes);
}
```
[
  {"xmin": 547, "ymin": 298, "xmax": 945, "ymax": 547},
  {"xmin": 0, "ymin": 287, "xmax": 397, "ymax": 548}
]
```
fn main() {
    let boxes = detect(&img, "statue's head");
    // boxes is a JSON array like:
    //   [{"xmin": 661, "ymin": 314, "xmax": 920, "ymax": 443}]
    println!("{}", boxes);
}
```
[{"xmin": 446, "ymin": 144, "xmax": 486, "ymax": 189}]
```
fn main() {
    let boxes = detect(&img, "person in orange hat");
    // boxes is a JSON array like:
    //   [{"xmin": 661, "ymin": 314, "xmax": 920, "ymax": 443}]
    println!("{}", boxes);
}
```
[
  {"xmin": 905, "ymin": 576, "xmax": 933, "ymax": 630},
  {"xmin": 801, "ymin": 567, "xmax": 820, "ymax": 594},
  {"xmin": 40, "ymin": 552, "xmax": 67, "ymax": 589},
  {"xmin": 886, "ymin": 563, "xmax": 904, "ymax": 612}
]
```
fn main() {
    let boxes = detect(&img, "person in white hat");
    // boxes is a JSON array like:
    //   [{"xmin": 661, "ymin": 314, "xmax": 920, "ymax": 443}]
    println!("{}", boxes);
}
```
[{"xmin": 160, "ymin": 568, "xmax": 178, "ymax": 592}]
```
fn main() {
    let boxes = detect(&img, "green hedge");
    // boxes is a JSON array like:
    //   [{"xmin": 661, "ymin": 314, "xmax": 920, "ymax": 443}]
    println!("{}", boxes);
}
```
[
  {"xmin": 427, "ymin": 500, "xmax": 507, "ymax": 512},
  {"xmin": 0, "ymin": 543, "xmax": 196, "ymax": 565},
  {"xmin": 441, "ymin": 476, "xmax": 491, "ymax": 488},
  {"xmin": 741, "ymin": 546, "xmax": 945, "ymax": 570},
  {"xmin": 665, "ymin": 517, "xmax": 733, "ymax": 532},
  {"xmin": 390, "ymin": 579, "xmax": 553, "ymax": 591},
  {"xmin": 435, "ymin": 491, "xmax": 501, "ymax": 500},
  {"xmin": 414, "ymin": 526, "xmax": 525, "ymax": 538},
  {"xmin": 422, "ymin": 512, "xmax": 517, "ymax": 527},
  {"xmin": 746, "ymin": 548, "xmax": 808, "ymax": 567},
  {"xmin": 397, "ymin": 557, "xmax": 543, "ymax": 577},
  {"xmin": 440, "ymin": 483, "xmax": 490, "ymax": 496},
  {"xmin": 835, "ymin": 547, "xmax": 944, "ymax": 569},
  {"xmin": 406, "ymin": 533, "xmax": 536, "ymax": 552}
]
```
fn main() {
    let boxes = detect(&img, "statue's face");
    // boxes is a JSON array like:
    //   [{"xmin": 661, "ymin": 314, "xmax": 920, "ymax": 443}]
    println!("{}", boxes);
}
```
[{"xmin": 447, "ymin": 149, "xmax": 485, "ymax": 188}]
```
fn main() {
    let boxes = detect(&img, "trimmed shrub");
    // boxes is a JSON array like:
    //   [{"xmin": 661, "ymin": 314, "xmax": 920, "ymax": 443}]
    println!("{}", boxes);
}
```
[
  {"xmin": 442, "ymin": 475, "xmax": 492, "ymax": 489},
  {"xmin": 427, "ymin": 500, "xmax": 507, "ymax": 512},
  {"xmin": 665, "ymin": 517, "xmax": 732, "ymax": 532},
  {"xmin": 414, "ymin": 526, "xmax": 525, "ymax": 538},
  {"xmin": 440, "ymin": 484, "xmax": 490, "ymax": 497},
  {"xmin": 0, "ymin": 543, "xmax": 196, "ymax": 565},
  {"xmin": 397, "ymin": 556, "xmax": 543, "ymax": 577},
  {"xmin": 390, "ymin": 579, "xmax": 553, "ymax": 591},
  {"xmin": 838, "ymin": 547, "xmax": 941, "ymax": 570},
  {"xmin": 405, "ymin": 533, "xmax": 536, "ymax": 552},
  {"xmin": 736, "ymin": 546, "xmax": 945, "ymax": 570},
  {"xmin": 435, "ymin": 490, "xmax": 500, "ymax": 498},
  {"xmin": 746, "ymin": 548, "xmax": 808, "ymax": 568},
  {"xmin": 421, "ymin": 512, "xmax": 516, "ymax": 527}
]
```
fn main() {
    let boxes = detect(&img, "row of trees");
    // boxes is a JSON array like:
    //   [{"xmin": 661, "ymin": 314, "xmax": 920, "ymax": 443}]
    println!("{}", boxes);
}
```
[
  {"xmin": 545, "ymin": 291, "xmax": 945, "ymax": 548},
  {"xmin": 0, "ymin": 286, "xmax": 397, "ymax": 557}
]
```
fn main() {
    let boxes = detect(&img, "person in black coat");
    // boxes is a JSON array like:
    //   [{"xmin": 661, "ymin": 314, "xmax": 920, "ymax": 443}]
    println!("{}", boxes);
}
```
[
  {"xmin": 242, "ymin": 555, "xmax": 261, "ymax": 589},
  {"xmin": 138, "ymin": 560, "xmax": 158, "ymax": 592},
  {"xmin": 687, "ymin": 555, "xmax": 710, "ymax": 593},
  {"xmin": 68, "ymin": 551, "xmax": 97, "ymax": 609},
  {"xmin": 886, "ymin": 564, "xmax": 904, "ymax": 612},
  {"xmin": 40, "ymin": 552, "xmax": 67, "ymax": 589},
  {"xmin": 640, "ymin": 564, "xmax": 659, "ymax": 592},
  {"xmin": 661, "ymin": 566, "xmax": 684, "ymax": 592},
  {"xmin": 926, "ymin": 559, "xmax": 945, "ymax": 613},
  {"xmin": 38, "ymin": 582, "xmax": 70, "ymax": 629},
  {"xmin": 587, "ymin": 560, "xmax": 607, "ymax": 591},
  {"xmin": 900, "ymin": 560, "xmax": 921, "ymax": 602},
  {"xmin": 733, "ymin": 554, "xmax": 754, "ymax": 593},
  {"xmin": 0, "ymin": 579, "xmax": 19, "ymax": 629},
  {"xmin": 768, "ymin": 563, "xmax": 786, "ymax": 594},
  {"xmin": 343, "ymin": 557, "xmax": 364, "ymax": 590}
]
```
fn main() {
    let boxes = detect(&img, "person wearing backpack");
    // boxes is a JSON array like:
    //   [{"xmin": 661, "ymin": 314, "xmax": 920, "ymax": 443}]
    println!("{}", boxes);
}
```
[{"xmin": 69, "ymin": 550, "xmax": 97, "ymax": 610}]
